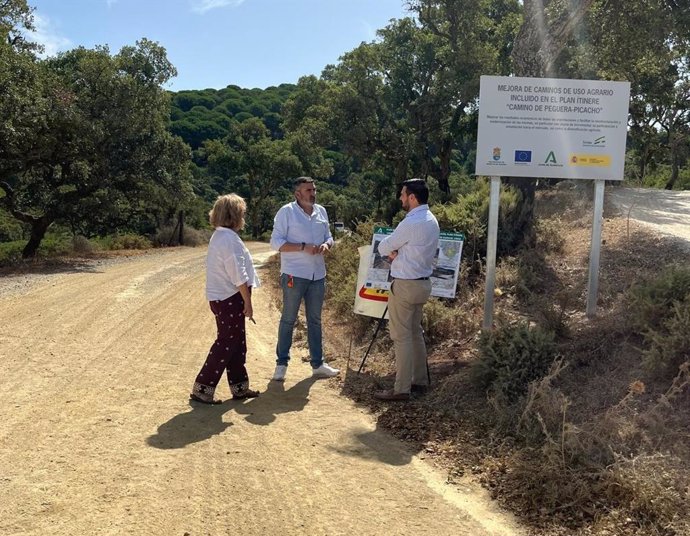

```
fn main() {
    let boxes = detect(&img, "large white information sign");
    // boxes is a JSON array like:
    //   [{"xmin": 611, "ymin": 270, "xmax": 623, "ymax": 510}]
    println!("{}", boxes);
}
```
[{"xmin": 476, "ymin": 76, "xmax": 631, "ymax": 180}]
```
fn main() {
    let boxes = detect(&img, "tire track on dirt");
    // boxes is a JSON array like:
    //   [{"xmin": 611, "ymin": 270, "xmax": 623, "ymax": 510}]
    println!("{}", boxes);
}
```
[{"xmin": 0, "ymin": 245, "xmax": 523, "ymax": 536}]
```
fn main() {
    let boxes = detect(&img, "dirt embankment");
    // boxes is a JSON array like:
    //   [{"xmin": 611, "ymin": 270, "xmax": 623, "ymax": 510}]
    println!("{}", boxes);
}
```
[{"xmin": 0, "ymin": 244, "xmax": 523, "ymax": 536}]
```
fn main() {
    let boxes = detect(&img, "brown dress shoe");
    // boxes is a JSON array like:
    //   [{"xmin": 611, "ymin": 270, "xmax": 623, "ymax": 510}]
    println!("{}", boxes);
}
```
[{"xmin": 373, "ymin": 389, "xmax": 410, "ymax": 401}]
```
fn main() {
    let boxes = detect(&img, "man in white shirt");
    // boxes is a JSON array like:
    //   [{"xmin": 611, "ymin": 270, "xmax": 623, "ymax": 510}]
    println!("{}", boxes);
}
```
[
  {"xmin": 374, "ymin": 178, "xmax": 440, "ymax": 401},
  {"xmin": 269, "ymin": 177, "xmax": 340, "ymax": 381}
]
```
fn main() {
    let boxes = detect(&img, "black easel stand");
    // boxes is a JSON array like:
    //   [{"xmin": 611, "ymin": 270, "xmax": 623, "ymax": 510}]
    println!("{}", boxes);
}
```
[
  {"xmin": 357, "ymin": 305, "xmax": 432, "ymax": 386},
  {"xmin": 357, "ymin": 306, "xmax": 388, "ymax": 373}
]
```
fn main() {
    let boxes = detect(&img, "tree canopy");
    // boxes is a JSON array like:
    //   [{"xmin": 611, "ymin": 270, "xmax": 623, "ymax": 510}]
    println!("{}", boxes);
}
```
[{"xmin": 1, "ymin": 27, "xmax": 192, "ymax": 256}]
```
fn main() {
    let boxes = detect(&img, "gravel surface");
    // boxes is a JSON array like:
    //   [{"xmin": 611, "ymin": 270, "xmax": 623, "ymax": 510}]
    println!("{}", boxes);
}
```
[{"xmin": 0, "ymin": 249, "xmax": 181, "ymax": 299}]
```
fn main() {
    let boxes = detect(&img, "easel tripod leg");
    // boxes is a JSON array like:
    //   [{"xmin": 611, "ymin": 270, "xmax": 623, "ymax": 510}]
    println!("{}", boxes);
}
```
[{"xmin": 358, "ymin": 306, "xmax": 388, "ymax": 373}]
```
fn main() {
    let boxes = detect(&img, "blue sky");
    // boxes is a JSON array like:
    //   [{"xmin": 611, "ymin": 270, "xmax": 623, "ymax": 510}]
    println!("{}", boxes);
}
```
[{"xmin": 26, "ymin": 0, "xmax": 410, "ymax": 91}]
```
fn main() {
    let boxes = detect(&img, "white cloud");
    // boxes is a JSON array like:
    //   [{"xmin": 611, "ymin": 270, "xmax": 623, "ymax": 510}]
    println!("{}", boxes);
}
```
[
  {"xmin": 190, "ymin": 0, "xmax": 245, "ymax": 14},
  {"xmin": 27, "ymin": 14, "xmax": 72, "ymax": 57}
]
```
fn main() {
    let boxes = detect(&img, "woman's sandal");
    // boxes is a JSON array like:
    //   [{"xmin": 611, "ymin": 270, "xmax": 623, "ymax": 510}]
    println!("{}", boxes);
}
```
[
  {"xmin": 232, "ymin": 389, "xmax": 260, "ymax": 400},
  {"xmin": 189, "ymin": 393, "xmax": 223, "ymax": 405}
]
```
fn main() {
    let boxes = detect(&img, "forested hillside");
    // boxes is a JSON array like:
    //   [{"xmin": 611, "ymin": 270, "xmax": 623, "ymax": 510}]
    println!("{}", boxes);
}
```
[{"xmin": 169, "ymin": 84, "xmax": 295, "ymax": 150}]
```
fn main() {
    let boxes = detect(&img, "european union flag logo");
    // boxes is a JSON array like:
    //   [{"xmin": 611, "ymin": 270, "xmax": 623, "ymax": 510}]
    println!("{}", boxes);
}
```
[{"xmin": 514, "ymin": 150, "xmax": 532, "ymax": 163}]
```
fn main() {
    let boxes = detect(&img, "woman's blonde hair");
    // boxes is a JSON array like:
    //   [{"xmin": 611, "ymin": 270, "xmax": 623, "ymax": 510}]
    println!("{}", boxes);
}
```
[{"xmin": 209, "ymin": 193, "xmax": 246, "ymax": 230}]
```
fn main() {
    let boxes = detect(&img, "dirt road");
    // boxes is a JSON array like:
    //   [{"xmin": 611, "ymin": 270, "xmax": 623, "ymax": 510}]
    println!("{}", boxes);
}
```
[
  {"xmin": 0, "ymin": 245, "xmax": 523, "ymax": 536},
  {"xmin": 607, "ymin": 186, "xmax": 690, "ymax": 243}
]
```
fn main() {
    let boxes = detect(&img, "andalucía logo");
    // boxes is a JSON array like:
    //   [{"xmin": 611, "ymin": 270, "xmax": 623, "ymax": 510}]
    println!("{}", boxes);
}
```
[
  {"xmin": 538, "ymin": 150, "xmax": 563, "ymax": 168},
  {"xmin": 492, "ymin": 147, "xmax": 501, "ymax": 161},
  {"xmin": 514, "ymin": 150, "xmax": 532, "ymax": 163}
]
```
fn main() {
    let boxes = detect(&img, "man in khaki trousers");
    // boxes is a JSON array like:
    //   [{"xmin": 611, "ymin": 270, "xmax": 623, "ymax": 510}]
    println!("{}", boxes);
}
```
[{"xmin": 374, "ymin": 179, "xmax": 440, "ymax": 401}]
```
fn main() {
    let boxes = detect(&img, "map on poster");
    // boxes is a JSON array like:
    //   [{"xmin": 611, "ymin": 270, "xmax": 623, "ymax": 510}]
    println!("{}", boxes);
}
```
[{"xmin": 363, "ymin": 226, "xmax": 464, "ymax": 299}]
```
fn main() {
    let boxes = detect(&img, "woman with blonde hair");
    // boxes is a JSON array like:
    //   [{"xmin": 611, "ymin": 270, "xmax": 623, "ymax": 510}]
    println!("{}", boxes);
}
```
[{"xmin": 190, "ymin": 193, "xmax": 260, "ymax": 404}]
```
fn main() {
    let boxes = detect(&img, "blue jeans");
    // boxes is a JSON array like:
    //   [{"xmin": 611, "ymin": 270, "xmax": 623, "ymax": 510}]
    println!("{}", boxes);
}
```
[{"xmin": 276, "ymin": 274, "xmax": 325, "ymax": 369}]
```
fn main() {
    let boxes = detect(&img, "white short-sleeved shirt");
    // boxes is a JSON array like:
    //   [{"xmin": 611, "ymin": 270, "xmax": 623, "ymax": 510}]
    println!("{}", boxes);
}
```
[
  {"xmin": 205, "ymin": 227, "xmax": 260, "ymax": 301},
  {"xmin": 269, "ymin": 201, "xmax": 334, "ymax": 280}
]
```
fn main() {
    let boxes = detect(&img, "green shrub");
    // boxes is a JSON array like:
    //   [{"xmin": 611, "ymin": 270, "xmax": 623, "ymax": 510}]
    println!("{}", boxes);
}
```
[
  {"xmin": 71, "ymin": 235, "xmax": 97, "ymax": 255},
  {"xmin": 110, "ymin": 234, "xmax": 153, "ymax": 250},
  {"xmin": 627, "ymin": 268, "xmax": 690, "ymax": 378},
  {"xmin": 153, "ymin": 225, "xmax": 210, "ymax": 247},
  {"xmin": 422, "ymin": 298, "xmax": 478, "ymax": 344},
  {"xmin": 0, "ymin": 241, "xmax": 24, "ymax": 264},
  {"xmin": 628, "ymin": 267, "xmax": 690, "ymax": 333},
  {"xmin": 39, "ymin": 234, "xmax": 72, "ymax": 256},
  {"xmin": 90, "ymin": 236, "xmax": 115, "ymax": 250},
  {"xmin": 432, "ymin": 179, "xmax": 533, "ymax": 274},
  {"xmin": 1, "ymin": 232, "xmax": 74, "ymax": 263},
  {"xmin": 0, "ymin": 209, "xmax": 25, "ymax": 242},
  {"xmin": 642, "ymin": 300, "xmax": 690, "ymax": 379},
  {"xmin": 639, "ymin": 163, "xmax": 690, "ymax": 191},
  {"xmin": 472, "ymin": 322, "xmax": 557, "ymax": 402}
]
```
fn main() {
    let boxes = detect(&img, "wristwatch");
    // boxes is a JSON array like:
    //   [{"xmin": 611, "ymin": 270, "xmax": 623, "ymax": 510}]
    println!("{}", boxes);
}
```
[{"xmin": 300, "ymin": 242, "xmax": 305, "ymax": 250}]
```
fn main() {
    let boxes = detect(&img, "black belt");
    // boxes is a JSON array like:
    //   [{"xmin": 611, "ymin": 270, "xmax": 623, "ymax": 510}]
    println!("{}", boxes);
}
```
[{"xmin": 392, "ymin": 276, "xmax": 429, "ymax": 280}]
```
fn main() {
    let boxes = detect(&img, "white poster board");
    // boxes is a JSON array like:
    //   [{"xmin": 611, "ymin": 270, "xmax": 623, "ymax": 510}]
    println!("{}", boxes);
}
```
[
  {"xmin": 353, "ymin": 227, "xmax": 465, "ymax": 318},
  {"xmin": 353, "ymin": 245, "xmax": 389, "ymax": 319},
  {"xmin": 475, "ymin": 76, "xmax": 631, "ymax": 180}
]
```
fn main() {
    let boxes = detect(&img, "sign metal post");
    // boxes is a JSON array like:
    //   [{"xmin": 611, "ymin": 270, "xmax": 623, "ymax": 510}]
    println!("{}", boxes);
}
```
[
  {"xmin": 586, "ymin": 179, "xmax": 606, "ymax": 316},
  {"xmin": 483, "ymin": 177, "xmax": 501, "ymax": 329}
]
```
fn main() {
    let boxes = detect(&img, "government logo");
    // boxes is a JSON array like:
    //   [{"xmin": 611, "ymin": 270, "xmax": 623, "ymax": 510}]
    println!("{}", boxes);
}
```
[{"xmin": 514, "ymin": 150, "xmax": 532, "ymax": 163}]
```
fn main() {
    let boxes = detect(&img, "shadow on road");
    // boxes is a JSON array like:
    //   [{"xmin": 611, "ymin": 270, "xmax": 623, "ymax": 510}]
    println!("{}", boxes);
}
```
[
  {"xmin": 328, "ymin": 422, "xmax": 414, "ymax": 466},
  {"xmin": 146, "ymin": 377, "xmax": 317, "ymax": 449},
  {"xmin": 146, "ymin": 402, "xmax": 233, "ymax": 450},
  {"xmin": 0, "ymin": 258, "xmax": 107, "ymax": 277},
  {"xmin": 231, "ymin": 376, "xmax": 317, "ymax": 425}
]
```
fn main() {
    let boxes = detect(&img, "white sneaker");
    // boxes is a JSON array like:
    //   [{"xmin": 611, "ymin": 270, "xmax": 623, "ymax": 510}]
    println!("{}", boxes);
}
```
[
  {"xmin": 312, "ymin": 362, "xmax": 340, "ymax": 378},
  {"xmin": 272, "ymin": 365, "xmax": 287, "ymax": 381}
]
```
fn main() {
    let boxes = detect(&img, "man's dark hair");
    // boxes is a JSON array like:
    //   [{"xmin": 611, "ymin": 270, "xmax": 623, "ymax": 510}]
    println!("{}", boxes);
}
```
[
  {"xmin": 293, "ymin": 176, "xmax": 315, "ymax": 191},
  {"xmin": 401, "ymin": 178, "xmax": 429, "ymax": 204}
]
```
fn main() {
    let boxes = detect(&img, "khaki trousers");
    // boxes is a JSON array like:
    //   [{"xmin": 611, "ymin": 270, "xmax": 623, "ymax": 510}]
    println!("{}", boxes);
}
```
[{"xmin": 388, "ymin": 278, "xmax": 432, "ymax": 394}]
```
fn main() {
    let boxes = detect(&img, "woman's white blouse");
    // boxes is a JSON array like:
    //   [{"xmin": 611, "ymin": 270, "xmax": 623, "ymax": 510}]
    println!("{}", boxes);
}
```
[{"xmin": 205, "ymin": 227, "xmax": 260, "ymax": 301}]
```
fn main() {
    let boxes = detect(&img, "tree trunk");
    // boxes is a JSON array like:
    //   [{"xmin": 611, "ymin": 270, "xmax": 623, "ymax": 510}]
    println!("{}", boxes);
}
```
[
  {"xmin": 506, "ymin": 0, "xmax": 593, "ymax": 238},
  {"xmin": 22, "ymin": 216, "xmax": 52, "ymax": 258},
  {"xmin": 665, "ymin": 156, "xmax": 680, "ymax": 190},
  {"xmin": 512, "ymin": 0, "xmax": 595, "ymax": 78},
  {"xmin": 1, "ymin": 180, "xmax": 54, "ymax": 258},
  {"xmin": 178, "ymin": 210, "xmax": 184, "ymax": 245},
  {"xmin": 638, "ymin": 149, "xmax": 648, "ymax": 181},
  {"xmin": 424, "ymin": 138, "xmax": 453, "ymax": 197}
]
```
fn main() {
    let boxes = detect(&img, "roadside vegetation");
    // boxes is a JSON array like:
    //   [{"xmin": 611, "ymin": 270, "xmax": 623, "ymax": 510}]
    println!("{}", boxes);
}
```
[{"xmin": 314, "ymin": 182, "xmax": 690, "ymax": 536}]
